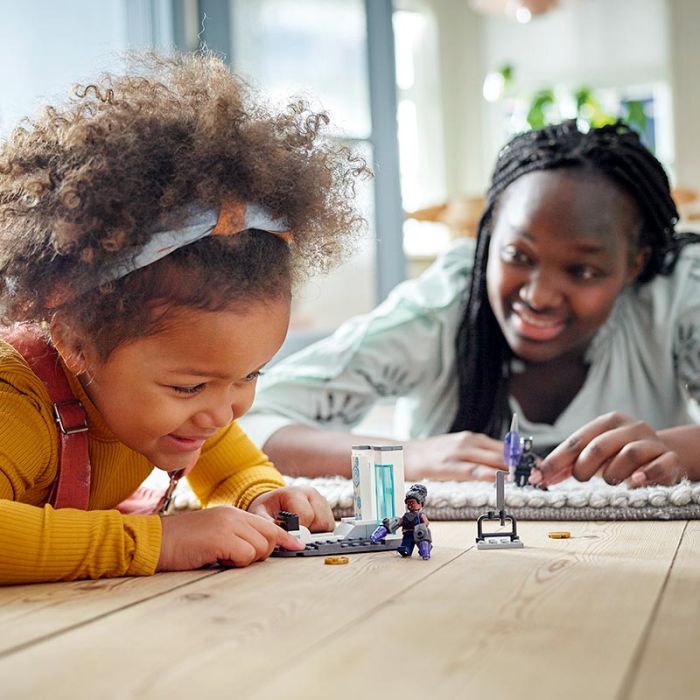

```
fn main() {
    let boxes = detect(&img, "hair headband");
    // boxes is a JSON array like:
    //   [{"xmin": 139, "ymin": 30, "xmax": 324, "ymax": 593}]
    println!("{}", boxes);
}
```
[
  {"xmin": 95, "ymin": 199, "xmax": 291, "ymax": 286},
  {"xmin": 45, "ymin": 199, "xmax": 291, "ymax": 308}
]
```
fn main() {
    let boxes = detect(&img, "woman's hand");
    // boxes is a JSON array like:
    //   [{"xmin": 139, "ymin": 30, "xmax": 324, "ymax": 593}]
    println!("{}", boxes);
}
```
[
  {"xmin": 533, "ymin": 412, "xmax": 686, "ymax": 488},
  {"xmin": 403, "ymin": 432, "xmax": 506, "ymax": 481},
  {"xmin": 157, "ymin": 506, "xmax": 304, "ymax": 571},
  {"xmin": 248, "ymin": 486, "xmax": 335, "ymax": 533}
]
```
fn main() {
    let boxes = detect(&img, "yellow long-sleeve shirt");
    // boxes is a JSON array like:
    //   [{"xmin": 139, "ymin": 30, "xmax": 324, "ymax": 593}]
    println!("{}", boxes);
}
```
[{"xmin": 0, "ymin": 340, "xmax": 285, "ymax": 585}]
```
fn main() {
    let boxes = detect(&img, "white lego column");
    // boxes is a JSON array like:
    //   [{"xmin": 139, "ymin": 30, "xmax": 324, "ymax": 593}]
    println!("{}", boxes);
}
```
[
  {"xmin": 351, "ymin": 445, "xmax": 373, "ymax": 521},
  {"xmin": 327, "ymin": 445, "xmax": 407, "ymax": 542}
]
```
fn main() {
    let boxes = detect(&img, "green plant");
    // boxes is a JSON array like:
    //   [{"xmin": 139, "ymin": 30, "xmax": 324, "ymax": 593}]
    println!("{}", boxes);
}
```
[{"xmin": 492, "ymin": 64, "xmax": 650, "ymax": 141}]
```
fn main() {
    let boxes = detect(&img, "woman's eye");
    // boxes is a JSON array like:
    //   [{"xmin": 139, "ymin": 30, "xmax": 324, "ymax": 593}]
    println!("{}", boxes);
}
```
[
  {"xmin": 501, "ymin": 245, "xmax": 530, "ymax": 265},
  {"xmin": 172, "ymin": 383, "xmax": 206, "ymax": 395},
  {"xmin": 571, "ymin": 265, "xmax": 602, "ymax": 281}
]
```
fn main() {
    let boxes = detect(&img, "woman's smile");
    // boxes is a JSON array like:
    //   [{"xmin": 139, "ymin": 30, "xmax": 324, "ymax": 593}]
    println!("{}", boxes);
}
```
[{"xmin": 510, "ymin": 302, "xmax": 568, "ymax": 342}]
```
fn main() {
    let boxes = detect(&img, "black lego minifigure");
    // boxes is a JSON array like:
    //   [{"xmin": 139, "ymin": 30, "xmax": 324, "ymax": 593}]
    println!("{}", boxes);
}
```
[
  {"xmin": 514, "ymin": 436, "xmax": 537, "ymax": 487},
  {"xmin": 371, "ymin": 484, "xmax": 433, "ymax": 560}
]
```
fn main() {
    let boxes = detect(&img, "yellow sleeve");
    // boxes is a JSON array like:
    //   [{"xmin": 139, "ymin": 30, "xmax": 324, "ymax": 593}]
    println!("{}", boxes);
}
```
[
  {"xmin": 0, "ymin": 500, "xmax": 161, "ymax": 585},
  {"xmin": 187, "ymin": 421, "xmax": 285, "ymax": 510}
]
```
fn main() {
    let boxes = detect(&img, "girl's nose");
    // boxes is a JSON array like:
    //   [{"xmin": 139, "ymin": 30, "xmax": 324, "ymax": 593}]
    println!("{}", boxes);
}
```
[
  {"xmin": 519, "ymin": 272, "xmax": 563, "ymax": 310},
  {"xmin": 193, "ymin": 387, "xmax": 255, "ymax": 429},
  {"xmin": 193, "ymin": 398, "xmax": 235, "ymax": 430}
]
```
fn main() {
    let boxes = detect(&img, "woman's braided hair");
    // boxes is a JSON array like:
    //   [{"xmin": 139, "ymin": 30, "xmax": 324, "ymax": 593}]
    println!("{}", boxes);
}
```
[{"xmin": 450, "ymin": 120, "xmax": 685, "ymax": 437}]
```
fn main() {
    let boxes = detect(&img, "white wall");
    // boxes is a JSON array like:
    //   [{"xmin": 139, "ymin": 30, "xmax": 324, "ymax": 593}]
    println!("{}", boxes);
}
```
[
  {"xmin": 425, "ymin": 0, "xmax": 485, "ymax": 197},
  {"xmin": 669, "ymin": 0, "xmax": 700, "ymax": 190}
]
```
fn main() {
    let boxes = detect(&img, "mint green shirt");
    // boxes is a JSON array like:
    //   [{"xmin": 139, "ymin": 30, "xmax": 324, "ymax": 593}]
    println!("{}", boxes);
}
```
[{"xmin": 240, "ymin": 239, "xmax": 700, "ymax": 452}]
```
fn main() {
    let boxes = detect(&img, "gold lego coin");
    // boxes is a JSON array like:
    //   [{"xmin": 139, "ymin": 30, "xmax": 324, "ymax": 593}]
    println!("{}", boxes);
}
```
[
  {"xmin": 324, "ymin": 555, "xmax": 350, "ymax": 565},
  {"xmin": 548, "ymin": 531, "xmax": 571, "ymax": 539}
]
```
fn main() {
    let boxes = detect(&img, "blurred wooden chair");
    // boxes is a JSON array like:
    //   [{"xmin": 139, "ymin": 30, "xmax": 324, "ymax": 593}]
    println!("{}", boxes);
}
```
[
  {"xmin": 405, "ymin": 195, "xmax": 485, "ymax": 240},
  {"xmin": 673, "ymin": 187, "xmax": 700, "ymax": 224}
]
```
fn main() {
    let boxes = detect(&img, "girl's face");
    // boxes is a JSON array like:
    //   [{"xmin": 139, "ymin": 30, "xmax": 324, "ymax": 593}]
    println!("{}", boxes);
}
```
[
  {"xmin": 486, "ymin": 169, "xmax": 647, "ymax": 365},
  {"xmin": 69, "ymin": 297, "xmax": 290, "ymax": 472}
]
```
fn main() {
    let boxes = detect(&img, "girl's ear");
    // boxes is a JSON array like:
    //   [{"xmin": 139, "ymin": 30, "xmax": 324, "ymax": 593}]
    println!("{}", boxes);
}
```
[
  {"xmin": 49, "ymin": 314, "xmax": 95, "ymax": 375},
  {"xmin": 627, "ymin": 245, "xmax": 651, "ymax": 283}
]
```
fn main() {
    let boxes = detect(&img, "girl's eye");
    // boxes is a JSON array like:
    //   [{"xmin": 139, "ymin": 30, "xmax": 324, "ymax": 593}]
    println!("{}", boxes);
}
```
[
  {"xmin": 171, "ymin": 383, "xmax": 206, "ymax": 395},
  {"xmin": 244, "ymin": 370, "xmax": 263, "ymax": 383}
]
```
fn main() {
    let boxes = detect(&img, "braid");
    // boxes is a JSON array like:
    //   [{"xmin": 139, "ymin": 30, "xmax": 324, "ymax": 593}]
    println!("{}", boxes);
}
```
[{"xmin": 450, "ymin": 120, "xmax": 689, "ymax": 437}]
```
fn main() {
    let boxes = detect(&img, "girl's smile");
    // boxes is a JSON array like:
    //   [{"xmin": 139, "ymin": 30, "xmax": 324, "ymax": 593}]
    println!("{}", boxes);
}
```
[
  {"xmin": 163, "ymin": 434, "xmax": 210, "ymax": 452},
  {"xmin": 486, "ymin": 169, "xmax": 648, "ymax": 365}
]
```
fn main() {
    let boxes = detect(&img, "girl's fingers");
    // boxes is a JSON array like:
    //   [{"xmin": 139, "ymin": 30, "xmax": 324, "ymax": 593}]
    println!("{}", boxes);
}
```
[
  {"xmin": 276, "ymin": 487, "xmax": 332, "ymax": 531},
  {"xmin": 217, "ymin": 539, "xmax": 257, "ymax": 568},
  {"xmin": 280, "ymin": 491, "xmax": 315, "ymax": 524},
  {"xmin": 304, "ymin": 489, "xmax": 335, "ymax": 531},
  {"xmin": 273, "ymin": 528, "xmax": 306, "ymax": 551},
  {"xmin": 230, "ymin": 518, "xmax": 304, "ymax": 564},
  {"xmin": 236, "ymin": 520, "xmax": 280, "ymax": 560}
]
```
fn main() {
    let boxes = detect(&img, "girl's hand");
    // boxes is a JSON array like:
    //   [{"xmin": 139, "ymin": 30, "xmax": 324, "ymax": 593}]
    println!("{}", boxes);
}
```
[
  {"xmin": 403, "ymin": 432, "xmax": 506, "ymax": 481},
  {"xmin": 157, "ymin": 506, "xmax": 303, "ymax": 571},
  {"xmin": 533, "ymin": 412, "xmax": 686, "ymax": 488},
  {"xmin": 248, "ymin": 486, "xmax": 335, "ymax": 533}
]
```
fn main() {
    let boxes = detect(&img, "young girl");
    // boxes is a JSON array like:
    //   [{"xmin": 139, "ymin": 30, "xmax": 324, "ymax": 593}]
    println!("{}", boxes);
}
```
[
  {"xmin": 240, "ymin": 121, "xmax": 700, "ymax": 488},
  {"xmin": 0, "ymin": 53, "xmax": 368, "ymax": 585}
]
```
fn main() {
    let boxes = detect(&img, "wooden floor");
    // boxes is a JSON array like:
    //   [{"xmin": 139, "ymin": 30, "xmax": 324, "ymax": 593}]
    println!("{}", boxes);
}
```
[{"xmin": 1, "ymin": 520, "xmax": 698, "ymax": 700}]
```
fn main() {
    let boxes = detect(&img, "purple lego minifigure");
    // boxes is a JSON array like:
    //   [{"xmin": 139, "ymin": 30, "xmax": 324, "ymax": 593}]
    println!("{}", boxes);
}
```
[{"xmin": 371, "ymin": 484, "xmax": 432, "ymax": 560}]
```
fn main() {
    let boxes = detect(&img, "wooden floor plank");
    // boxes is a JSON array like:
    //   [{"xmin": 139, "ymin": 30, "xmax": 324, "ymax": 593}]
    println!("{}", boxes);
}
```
[
  {"xmin": 250, "ymin": 521, "xmax": 685, "ymax": 700},
  {"xmin": 0, "ymin": 570, "xmax": 221, "ymax": 656},
  {"xmin": 0, "ymin": 523, "xmax": 469, "ymax": 699},
  {"xmin": 626, "ymin": 519, "xmax": 700, "ymax": 700}
]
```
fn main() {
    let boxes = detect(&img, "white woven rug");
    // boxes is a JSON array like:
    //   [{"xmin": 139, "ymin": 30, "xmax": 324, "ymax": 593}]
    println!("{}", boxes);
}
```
[
  {"xmin": 163, "ymin": 472, "xmax": 700, "ymax": 520},
  {"xmin": 281, "ymin": 476, "xmax": 700, "ymax": 521}
]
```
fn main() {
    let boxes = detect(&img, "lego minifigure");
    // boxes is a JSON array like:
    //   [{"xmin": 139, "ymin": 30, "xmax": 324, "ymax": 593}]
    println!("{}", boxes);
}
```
[
  {"xmin": 371, "ymin": 484, "xmax": 432, "ymax": 560},
  {"xmin": 504, "ymin": 413, "xmax": 537, "ymax": 488},
  {"xmin": 514, "ymin": 436, "xmax": 537, "ymax": 487}
]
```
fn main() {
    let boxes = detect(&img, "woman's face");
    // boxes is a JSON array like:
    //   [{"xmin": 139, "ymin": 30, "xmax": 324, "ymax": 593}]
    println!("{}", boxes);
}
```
[{"xmin": 486, "ymin": 169, "xmax": 647, "ymax": 365}]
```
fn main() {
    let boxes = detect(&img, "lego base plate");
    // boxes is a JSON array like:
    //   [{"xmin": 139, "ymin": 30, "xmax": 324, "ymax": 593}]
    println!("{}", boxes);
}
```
[
  {"xmin": 476, "ymin": 537, "xmax": 524, "ymax": 550},
  {"xmin": 272, "ymin": 537, "xmax": 401, "ymax": 557}
]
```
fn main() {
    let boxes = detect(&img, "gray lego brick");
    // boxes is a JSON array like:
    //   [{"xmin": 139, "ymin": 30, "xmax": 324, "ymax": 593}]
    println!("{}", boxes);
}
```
[
  {"xmin": 476, "ymin": 537, "xmax": 524, "ymax": 550},
  {"xmin": 271, "ymin": 537, "xmax": 402, "ymax": 557}
]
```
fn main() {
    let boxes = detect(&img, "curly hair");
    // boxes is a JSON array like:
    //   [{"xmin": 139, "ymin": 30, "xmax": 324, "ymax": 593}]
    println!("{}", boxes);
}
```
[
  {"xmin": 450, "ymin": 120, "xmax": 695, "ymax": 438},
  {"xmin": 0, "ymin": 52, "xmax": 370, "ymax": 357}
]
